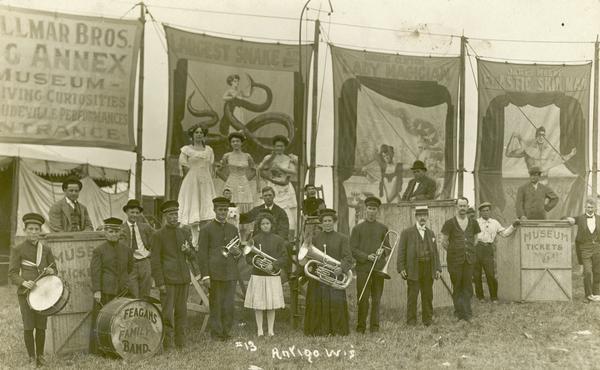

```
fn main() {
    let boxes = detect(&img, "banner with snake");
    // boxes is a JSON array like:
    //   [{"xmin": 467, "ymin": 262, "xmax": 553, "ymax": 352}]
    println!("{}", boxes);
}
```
[{"xmin": 164, "ymin": 26, "xmax": 313, "ymax": 200}]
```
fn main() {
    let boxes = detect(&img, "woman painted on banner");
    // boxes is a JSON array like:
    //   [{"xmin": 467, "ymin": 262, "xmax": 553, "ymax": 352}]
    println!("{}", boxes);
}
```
[
  {"xmin": 258, "ymin": 135, "xmax": 298, "ymax": 234},
  {"xmin": 223, "ymin": 74, "xmax": 251, "ymax": 126},
  {"xmin": 218, "ymin": 132, "xmax": 256, "ymax": 213},
  {"xmin": 178, "ymin": 124, "xmax": 216, "ymax": 245},
  {"xmin": 378, "ymin": 144, "xmax": 403, "ymax": 203},
  {"xmin": 304, "ymin": 209, "xmax": 354, "ymax": 336}
]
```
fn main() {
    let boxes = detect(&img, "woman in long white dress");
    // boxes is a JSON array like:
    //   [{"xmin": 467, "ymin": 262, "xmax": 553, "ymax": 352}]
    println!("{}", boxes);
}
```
[
  {"xmin": 219, "ymin": 132, "xmax": 256, "ymax": 213},
  {"xmin": 178, "ymin": 124, "xmax": 216, "ymax": 245},
  {"xmin": 258, "ymin": 135, "xmax": 297, "ymax": 234}
]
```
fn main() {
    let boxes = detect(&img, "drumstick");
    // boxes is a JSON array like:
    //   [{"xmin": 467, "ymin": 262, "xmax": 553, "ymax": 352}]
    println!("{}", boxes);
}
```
[{"xmin": 24, "ymin": 262, "xmax": 56, "ymax": 291}]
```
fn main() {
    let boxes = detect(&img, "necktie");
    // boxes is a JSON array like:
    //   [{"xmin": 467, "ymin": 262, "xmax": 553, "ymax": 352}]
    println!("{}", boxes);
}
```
[
  {"xmin": 587, "ymin": 215, "xmax": 595, "ymax": 219},
  {"xmin": 71, "ymin": 201, "xmax": 81, "ymax": 231},
  {"xmin": 131, "ymin": 224, "xmax": 138, "ymax": 249}
]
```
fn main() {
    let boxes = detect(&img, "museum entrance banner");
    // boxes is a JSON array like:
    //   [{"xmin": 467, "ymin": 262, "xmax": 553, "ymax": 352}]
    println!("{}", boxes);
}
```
[{"xmin": 475, "ymin": 60, "xmax": 590, "ymax": 222}]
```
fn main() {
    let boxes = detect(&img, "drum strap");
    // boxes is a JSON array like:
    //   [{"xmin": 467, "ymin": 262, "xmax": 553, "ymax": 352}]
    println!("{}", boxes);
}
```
[{"xmin": 36, "ymin": 242, "xmax": 43, "ymax": 266}]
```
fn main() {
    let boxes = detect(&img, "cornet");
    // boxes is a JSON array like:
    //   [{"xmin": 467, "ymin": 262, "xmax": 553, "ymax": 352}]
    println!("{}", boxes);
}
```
[
  {"xmin": 243, "ymin": 243, "xmax": 280, "ymax": 275},
  {"xmin": 358, "ymin": 230, "xmax": 400, "ymax": 301},
  {"xmin": 221, "ymin": 236, "xmax": 241, "ymax": 258},
  {"xmin": 298, "ymin": 244, "xmax": 353, "ymax": 290}
]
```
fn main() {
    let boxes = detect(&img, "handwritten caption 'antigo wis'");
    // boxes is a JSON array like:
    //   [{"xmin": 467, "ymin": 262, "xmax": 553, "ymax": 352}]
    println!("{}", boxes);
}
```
[{"xmin": 235, "ymin": 341, "xmax": 356, "ymax": 364}]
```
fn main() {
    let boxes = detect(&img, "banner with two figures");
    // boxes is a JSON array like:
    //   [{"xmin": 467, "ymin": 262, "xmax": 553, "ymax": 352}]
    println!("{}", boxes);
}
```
[
  {"xmin": 475, "ymin": 60, "xmax": 591, "ymax": 223},
  {"xmin": 331, "ymin": 46, "xmax": 460, "ymax": 233}
]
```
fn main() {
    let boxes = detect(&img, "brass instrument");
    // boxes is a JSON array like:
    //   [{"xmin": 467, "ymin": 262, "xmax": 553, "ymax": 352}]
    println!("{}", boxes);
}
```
[
  {"xmin": 298, "ymin": 243, "xmax": 353, "ymax": 290},
  {"xmin": 243, "ymin": 243, "xmax": 280, "ymax": 276},
  {"xmin": 221, "ymin": 236, "xmax": 241, "ymax": 258},
  {"xmin": 358, "ymin": 230, "xmax": 400, "ymax": 302}
]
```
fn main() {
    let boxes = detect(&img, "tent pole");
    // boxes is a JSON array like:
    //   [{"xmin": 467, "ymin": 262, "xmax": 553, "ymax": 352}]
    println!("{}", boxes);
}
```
[
  {"xmin": 592, "ymin": 36, "xmax": 598, "ymax": 197},
  {"xmin": 135, "ymin": 2, "xmax": 146, "ymax": 200},
  {"xmin": 9, "ymin": 158, "xmax": 20, "ymax": 246},
  {"xmin": 308, "ymin": 19, "xmax": 320, "ymax": 184},
  {"xmin": 458, "ymin": 36, "xmax": 467, "ymax": 197}
]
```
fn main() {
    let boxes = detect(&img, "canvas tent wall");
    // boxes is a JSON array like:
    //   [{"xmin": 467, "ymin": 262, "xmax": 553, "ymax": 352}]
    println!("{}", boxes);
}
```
[{"xmin": 0, "ymin": 155, "xmax": 131, "ymax": 254}]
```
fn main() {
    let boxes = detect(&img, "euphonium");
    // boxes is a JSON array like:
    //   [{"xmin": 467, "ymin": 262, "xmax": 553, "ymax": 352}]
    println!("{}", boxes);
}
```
[
  {"xmin": 221, "ymin": 236, "xmax": 241, "ymax": 258},
  {"xmin": 297, "ymin": 244, "xmax": 353, "ymax": 290},
  {"xmin": 243, "ymin": 243, "xmax": 280, "ymax": 275}
]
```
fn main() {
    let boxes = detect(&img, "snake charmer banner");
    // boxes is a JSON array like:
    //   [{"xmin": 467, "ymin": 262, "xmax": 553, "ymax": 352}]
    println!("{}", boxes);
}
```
[
  {"xmin": 164, "ymin": 25, "xmax": 312, "ymax": 201},
  {"xmin": 331, "ymin": 46, "xmax": 459, "ymax": 233},
  {"xmin": 0, "ymin": 6, "xmax": 142, "ymax": 150},
  {"xmin": 475, "ymin": 60, "xmax": 591, "ymax": 223}
]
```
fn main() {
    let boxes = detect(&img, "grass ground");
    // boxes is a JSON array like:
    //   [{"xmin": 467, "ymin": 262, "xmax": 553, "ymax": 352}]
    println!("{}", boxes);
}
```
[{"xmin": 1, "ymin": 270, "xmax": 599, "ymax": 370}]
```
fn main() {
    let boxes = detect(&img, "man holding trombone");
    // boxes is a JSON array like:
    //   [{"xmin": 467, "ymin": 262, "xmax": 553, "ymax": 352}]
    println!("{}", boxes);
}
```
[
  {"xmin": 397, "ymin": 205, "xmax": 441, "ymax": 326},
  {"xmin": 350, "ymin": 196, "xmax": 393, "ymax": 334}
]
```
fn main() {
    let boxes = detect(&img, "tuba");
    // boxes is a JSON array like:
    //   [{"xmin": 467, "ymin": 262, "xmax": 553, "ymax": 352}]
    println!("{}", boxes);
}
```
[
  {"xmin": 243, "ymin": 243, "xmax": 280, "ymax": 276},
  {"xmin": 221, "ymin": 236, "xmax": 241, "ymax": 258},
  {"xmin": 298, "ymin": 244, "xmax": 353, "ymax": 290}
]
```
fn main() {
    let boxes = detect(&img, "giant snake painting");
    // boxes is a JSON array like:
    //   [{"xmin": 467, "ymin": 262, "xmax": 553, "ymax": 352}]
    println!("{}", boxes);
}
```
[{"xmin": 186, "ymin": 73, "xmax": 295, "ymax": 150}]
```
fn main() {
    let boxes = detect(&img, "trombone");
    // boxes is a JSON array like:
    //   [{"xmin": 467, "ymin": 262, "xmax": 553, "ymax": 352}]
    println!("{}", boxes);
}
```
[
  {"xmin": 221, "ymin": 236, "xmax": 241, "ymax": 258},
  {"xmin": 358, "ymin": 230, "xmax": 400, "ymax": 302}
]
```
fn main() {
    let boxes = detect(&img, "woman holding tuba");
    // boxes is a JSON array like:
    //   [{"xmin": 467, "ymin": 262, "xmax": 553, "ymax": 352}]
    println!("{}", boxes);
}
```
[
  {"xmin": 243, "ymin": 212, "xmax": 287, "ymax": 337},
  {"xmin": 303, "ymin": 209, "xmax": 355, "ymax": 336}
]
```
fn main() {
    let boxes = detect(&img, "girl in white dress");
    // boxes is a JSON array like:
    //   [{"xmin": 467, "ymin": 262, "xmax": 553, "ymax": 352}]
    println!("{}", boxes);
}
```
[
  {"xmin": 178, "ymin": 125, "xmax": 216, "ymax": 245},
  {"xmin": 258, "ymin": 135, "xmax": 298, "ymax": 234}
]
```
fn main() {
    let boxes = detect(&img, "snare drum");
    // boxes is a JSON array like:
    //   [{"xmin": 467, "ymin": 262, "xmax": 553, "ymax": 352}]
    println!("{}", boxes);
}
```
[
  {"xmin": 96, "ymin": 298, "xmax": 163, "ymax": 361},
  {"xmin": 27, "ymin": 275, "xmax": 70, "ymax": 316}
]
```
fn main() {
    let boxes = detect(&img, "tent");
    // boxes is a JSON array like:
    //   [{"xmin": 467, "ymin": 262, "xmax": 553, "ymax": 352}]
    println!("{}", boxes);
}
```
[{"xmin": 0, "ymin": 153, "xmax": 131, "ymax": 253}]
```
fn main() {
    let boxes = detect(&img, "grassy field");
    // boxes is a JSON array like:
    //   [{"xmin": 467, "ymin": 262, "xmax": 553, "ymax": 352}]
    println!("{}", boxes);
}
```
[{"xmin": 1, "ymin": 271, "xmax": 600, "ymax": 370}]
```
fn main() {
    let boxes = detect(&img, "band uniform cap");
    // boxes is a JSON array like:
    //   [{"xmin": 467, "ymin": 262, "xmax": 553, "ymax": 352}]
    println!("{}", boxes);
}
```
[
  {"xmin": 23, "ymin": 213, "xmax": 45, "ymax": 226},
  {"xmin": 160, "ymin": 200, "xmax": 179, "ymax": 214},
  {"xmin": 410, "ymin": 160, "xmax": 427, "ymax": 171},
  {"xmin": 319, "ymin": 208, "xmax": 337, "ymax": 218},
  {"xmin": 364, "ymin": 196, "xmax": 382, "ymax": 208},
  {"xmin": 478, "ymin": 202, "xmax": 492, "ymax": 210},
  {"xmin": 103, "ymin": 217, "xmax": 123, "ymax": 229},
  {"xmin": 529, "ymin": 166, "xmax": 542, "ymax": 175},
  {"xmin": 414, "ymin": 205, "xmax": 429, "ymax": 215},
  {"xmin": 62, "ymin": 175, "xmax": 83, "ymax": 190},
  {"xmin": 212, "ymin": 197, "xmax": 231, "ymax": 207},
  {"xmin": 122, "ymin": 199, "xmax": 143, "ymax": 213}
]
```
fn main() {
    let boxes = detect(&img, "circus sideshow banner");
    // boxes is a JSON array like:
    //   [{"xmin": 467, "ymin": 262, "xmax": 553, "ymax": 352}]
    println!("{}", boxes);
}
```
[
  {"xmin": 164, "ymin": 25, "xmax": 312, "ymax": 229},
  {"xmin": 475, "ymin": 60, "xmax": 590, "ymax": 223},
  {"xmin": 0, "ymin": 6, "xmax": 142, "ymax": 150},
  {"xmin": 331, "ymin": 45, "xmax": 459, "ymax": 232}
]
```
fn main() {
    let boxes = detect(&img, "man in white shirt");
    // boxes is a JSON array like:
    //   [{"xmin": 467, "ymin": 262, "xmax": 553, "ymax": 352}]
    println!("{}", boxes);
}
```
[
  {"xmin": 474, "ymin": 202, "xmax": 519, "ymax": 302},
  {"xmin": 120, "ymin": 199, "xmax": 154, "ymax": 298}
]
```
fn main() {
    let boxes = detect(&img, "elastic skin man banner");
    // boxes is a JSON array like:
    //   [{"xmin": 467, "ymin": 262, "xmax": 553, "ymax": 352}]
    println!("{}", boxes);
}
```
[
  {"xmin": 475, "ymin": 59, "xmax": 590, "ymax": 222},
  {"xmin": 331, "ymin": 46, "xmax": 459, "ymax": 233},
  {"xmin": 0, "ymin": 6, "xmax": 142, "ymax": 150}
]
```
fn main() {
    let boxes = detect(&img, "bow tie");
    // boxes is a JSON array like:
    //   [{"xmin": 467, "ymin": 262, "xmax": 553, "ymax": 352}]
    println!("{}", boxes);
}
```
[
  {"xmin": 587, "ymin": 215, "xmax": 595, "ymax": 219},
  {"xmin": 417, "ymin": 226, "xmax": 426, "ymax": 232}
]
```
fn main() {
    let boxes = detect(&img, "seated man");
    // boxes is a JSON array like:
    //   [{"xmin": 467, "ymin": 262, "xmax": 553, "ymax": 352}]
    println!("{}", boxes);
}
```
[
  {"xmin": 302, "ymin": 184, "xmax": 326, "ymax": 217},
  {"xmin": 48, "ymin": 176, "xmax": 93, "ymax": 232},
  {"xmin": 401, "ymin": 160, "xmax": 436, "ymax": 201}
]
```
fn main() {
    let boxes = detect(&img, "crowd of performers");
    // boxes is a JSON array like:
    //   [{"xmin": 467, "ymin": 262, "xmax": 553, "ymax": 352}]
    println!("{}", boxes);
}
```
[{"xmin": 7, "ymin": 127, "xmax": 599, "ymax": 366}]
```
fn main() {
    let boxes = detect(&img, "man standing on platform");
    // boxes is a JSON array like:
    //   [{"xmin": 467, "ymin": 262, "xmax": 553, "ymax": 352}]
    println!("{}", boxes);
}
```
[
  {"xmin": 566, "ymin": 198, "xmax": 600, "ymax": 302},
  {"xmin": 515, "ymin": 166, "xmax": 559, "ymax": 220},
  {"xmin": 121, "ymin": 199, "xmax": 154, "ymax": 298},
  {"xmin": 474, "ymin": 202, "xmax": 518, "ymax": 303},
  {"xmin": 9, "ymin": 213, "xmax": 57, "ymax": 366},
  {"xmin": 90, "ymin": 217, "xmax": 133, "ymax": 355},
  {"xmin": 397, "ymin": 206, "xmax": 441, "ymax": 326},
  {"xmin": 240, "ymin": 186, "xmax": 289, "ymax": 240},
  {"xmin": 441, "ymin": 197, "xmax": 481, "ymax": 322},
  {"xmin": 401, "ymin": 160, "xmax": 436, "ymax": 201},
  {"xmin": 198, "ymin": 197, "xmax": 241, "ymax": 341},
  {"xmin": 351, "ymin": 196, "xmax": 390, "ymax": 333},
  {"xmin": 151, "ymin": 200, "xmax": 194, "ymax": 349},
  {"xmin": 48, "ymin": 176, "xmax": 93, "ymax": 232}
]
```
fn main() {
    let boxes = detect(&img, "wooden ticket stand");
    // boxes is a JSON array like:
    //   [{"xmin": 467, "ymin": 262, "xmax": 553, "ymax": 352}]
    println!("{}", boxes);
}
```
[
  {"xmin": 43, "ymin": 232, "xmax": 106, "ymax": 355},
  {"xmin": 347, "ymin": 200, "xmax": 455, "ymax": 314},
  {"xmin": 496, "ymin": 220, "xmax": 572, "ymax": 302}
]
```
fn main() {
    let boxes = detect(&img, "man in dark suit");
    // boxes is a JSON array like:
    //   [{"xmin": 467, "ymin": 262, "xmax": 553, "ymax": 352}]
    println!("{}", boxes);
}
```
[
  {"xmin": 48, "ymin": 176, "xmax": 93, "ymax": 232},
  {"xmin": 198, "ymin": 197, "xmax": 241, "ymax": 341},
  {"xmin": 151, "ymin": 200, "xmax": 195, "ymax": 349},
  {"xmin": 397, "ymin": 205, "xmax": 441, "ymax": 326},
  {"xmin": 121, "ymin": 199, "xmax": 154, "ymax": 298},
  {"xmin": 90, "ymin": 217, "xmax": 133, "ymax": 354},
  {"xmin": 302, "ymin": 184, "xmax": 326, "ymax": 217},
  {"xmin": 515, "ymin": 166, "xmax": 559, "ymax": 220},
  {"xmin": 567, "ymin": 198, "xmax": 600, "ymax": 302},
  {"xmin": 401, "ymin": 160, "xmax": 436, "ymax": 201},
  {"xmin": 240, "ymin": 186, "xmax": 289, "ymax": 240}
]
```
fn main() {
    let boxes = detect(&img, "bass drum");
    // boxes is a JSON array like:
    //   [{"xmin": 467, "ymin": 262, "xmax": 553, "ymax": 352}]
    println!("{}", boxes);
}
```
[
  {"xmin": 27, "ymin": 275, "xmax": 70, "ymax": 316},
  {"xmin": 96, "ymin": 298, "xmax": 163, "ymax": 361}
]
